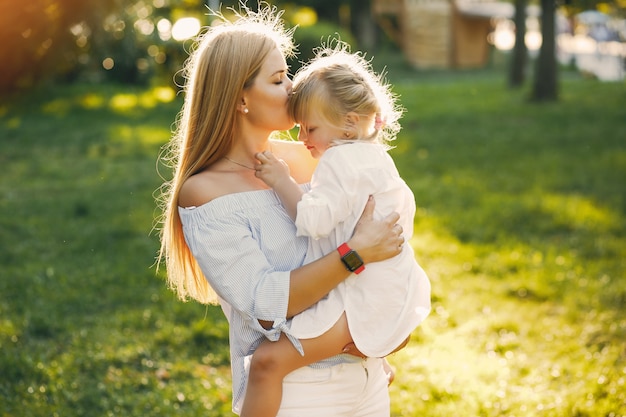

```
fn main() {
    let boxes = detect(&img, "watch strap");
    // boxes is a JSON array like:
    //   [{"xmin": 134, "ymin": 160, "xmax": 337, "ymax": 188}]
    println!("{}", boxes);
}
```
[
  {"xmin": 337, "ymin": 243, "xmax": 365, "ymax": 274},
  {"xmin": 337, "ymin": 242, "xmax": 351, "ymax": 256}
]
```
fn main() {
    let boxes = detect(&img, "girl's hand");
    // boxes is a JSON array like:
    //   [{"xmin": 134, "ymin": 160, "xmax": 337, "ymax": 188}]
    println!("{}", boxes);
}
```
[
  {"xmin": 256, "ymin": 150, "xmax": 303, "ymax": 221},
  {"xmin": 255, "ymin": 151, "xmax": 291, "ymax": 188}
]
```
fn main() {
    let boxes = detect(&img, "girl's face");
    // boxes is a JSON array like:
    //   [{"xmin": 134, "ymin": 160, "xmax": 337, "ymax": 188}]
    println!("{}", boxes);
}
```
[
  {"xmin": 297, "ymin": 111, "xmax": 344, "ymax": 159},
  {"xmin": 244, "ymin": 47, "xmax": 294, "ymax": 132}
]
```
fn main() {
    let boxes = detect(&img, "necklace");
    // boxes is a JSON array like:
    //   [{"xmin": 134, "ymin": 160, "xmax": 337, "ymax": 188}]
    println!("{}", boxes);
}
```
[{"xmin": 224, "ymin": 156, "xmax": 255, "ymax": 171}]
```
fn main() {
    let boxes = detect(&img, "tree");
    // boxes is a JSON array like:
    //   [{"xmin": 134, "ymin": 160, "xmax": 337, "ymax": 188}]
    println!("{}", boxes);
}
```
[
  {"xmin": 531, "ymin": 0, "xmax": 558, "ymax": 101},
  {"xmin": 508, "ymin": 0, "xmax": 528, "ymax": 88},
  {"xmin": 348, "ymin": 0, "xmax": 378, "ymax": 51},
  {"xmin": 0, "ymin": 0, "xmax": 126, "ymax": 93}
]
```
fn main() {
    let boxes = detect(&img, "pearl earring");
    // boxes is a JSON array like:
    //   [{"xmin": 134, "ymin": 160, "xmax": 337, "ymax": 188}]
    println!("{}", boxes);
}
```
[{"xmin": 243, "ymin": 108, "xmax": 249, "ymax": 114}]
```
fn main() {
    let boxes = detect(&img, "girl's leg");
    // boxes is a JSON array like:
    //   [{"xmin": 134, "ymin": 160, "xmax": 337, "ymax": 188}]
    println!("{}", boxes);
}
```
[{"xmin": 240, "ymin": 313, "xmax": 351, "ymax": 417}]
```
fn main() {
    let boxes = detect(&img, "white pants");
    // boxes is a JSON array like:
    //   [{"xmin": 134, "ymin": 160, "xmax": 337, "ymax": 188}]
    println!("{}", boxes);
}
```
[{"xmin": 276, "ymin": 358, "xmax": 390, "ymax": 417}]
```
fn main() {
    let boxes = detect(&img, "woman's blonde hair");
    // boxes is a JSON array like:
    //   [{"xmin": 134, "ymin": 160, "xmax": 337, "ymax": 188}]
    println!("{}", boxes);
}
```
[
  {"xmin": 289, "ymin": 41, "xmax": 403, "ymax": 147},
  {"xmin": 156, "ymin": 3, "xmax": 295, "ymax": 304}
]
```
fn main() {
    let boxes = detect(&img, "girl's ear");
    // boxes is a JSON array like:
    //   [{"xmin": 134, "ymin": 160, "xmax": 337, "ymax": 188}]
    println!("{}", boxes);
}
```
[
  {"xmin": 345, "ymin": 112, "xmax": 360, "ymax": 128},
  {"xmin": 344, "ymin": 112, "xmax": 362, "ymax": 138}
]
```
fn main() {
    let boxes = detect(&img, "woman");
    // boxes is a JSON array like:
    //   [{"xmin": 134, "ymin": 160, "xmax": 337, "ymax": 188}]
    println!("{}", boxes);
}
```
[{"xmin": 157, "ymin": 5, "xmax": 405, "ymax": 416}]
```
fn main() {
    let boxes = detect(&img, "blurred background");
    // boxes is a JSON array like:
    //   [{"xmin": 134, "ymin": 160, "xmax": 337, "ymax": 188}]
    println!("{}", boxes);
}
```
[
  {"xmin": 1, "ymin": 0, "xmax": 625, "ymax": 95},
  {"xmin": 0, "ymin": 1, "xmax": 625, "ymax": 416}
]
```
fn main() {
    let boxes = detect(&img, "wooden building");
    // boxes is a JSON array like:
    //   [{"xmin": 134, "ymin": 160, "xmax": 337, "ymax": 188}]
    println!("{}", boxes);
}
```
[{"xmin": 373, "ymin": 0, "xmax": 513, "ymax": 69}]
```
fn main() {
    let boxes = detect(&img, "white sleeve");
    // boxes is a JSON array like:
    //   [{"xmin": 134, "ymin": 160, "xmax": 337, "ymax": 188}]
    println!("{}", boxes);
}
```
[
  {"xmin": 294, "ymin": 147, "xmax": 363, "ymax": 239},
  {"xmin": 180, "ymin": 209, "xmax": 290, "ymax": 327}
]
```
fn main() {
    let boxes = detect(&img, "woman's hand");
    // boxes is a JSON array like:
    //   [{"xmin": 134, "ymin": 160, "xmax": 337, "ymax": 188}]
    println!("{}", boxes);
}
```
[
  {"xmin": 341, "ymin": 345, "xmax": 402, "ymax": 386},
  {"xmin": 341, "ymin": 342, "xmax": 366, "ymax": 358},
  {"xmin": 341, "ymin": 336, "xmax": 410, "ymax": 361},
  {"xmin": 383, "ymin": 358, "xmax": 396, "ymax": 385},
  {"xmin": 348, "ymin": 196, "xmax": 403, "ymax": 264}
]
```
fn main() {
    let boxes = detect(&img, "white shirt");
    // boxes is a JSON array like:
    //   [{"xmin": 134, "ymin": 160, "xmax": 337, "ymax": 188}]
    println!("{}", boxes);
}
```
[{"xmin": 290, "ymin": 142, "xmax": 431, "ymax": 357}]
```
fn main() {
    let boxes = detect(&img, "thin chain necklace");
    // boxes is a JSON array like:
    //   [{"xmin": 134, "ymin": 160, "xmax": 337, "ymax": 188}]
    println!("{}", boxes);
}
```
[
  {"xmin": 224, "ymin": 156, "xmax": 255, "ymax": 171},
  {"xmin": 224, "ymin": 144, "xmax": 272, "ymax": 171}
]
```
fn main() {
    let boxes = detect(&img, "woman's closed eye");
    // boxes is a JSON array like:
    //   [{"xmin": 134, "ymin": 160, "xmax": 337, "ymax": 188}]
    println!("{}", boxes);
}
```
[{"xmin": 274, "ymin": 72, "xmax": 291, "ymax": 85}]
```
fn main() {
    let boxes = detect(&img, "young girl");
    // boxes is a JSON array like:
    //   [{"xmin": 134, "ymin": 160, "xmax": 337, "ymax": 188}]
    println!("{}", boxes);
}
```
[{"xmin": 240, "ymin": 44, "xmax": 431, "ymax": 417}]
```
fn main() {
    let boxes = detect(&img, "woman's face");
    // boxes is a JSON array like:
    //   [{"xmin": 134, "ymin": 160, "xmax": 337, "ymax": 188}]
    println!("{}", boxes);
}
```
[{"xmin": 244, "ymin": 47, "xmax": 294, "ymax": 132}]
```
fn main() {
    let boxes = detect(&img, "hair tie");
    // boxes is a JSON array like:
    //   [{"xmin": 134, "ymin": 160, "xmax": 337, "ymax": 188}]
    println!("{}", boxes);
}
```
[{"xmin": 374, "ymin": 115, "xmax": 386, "ymax": 130}]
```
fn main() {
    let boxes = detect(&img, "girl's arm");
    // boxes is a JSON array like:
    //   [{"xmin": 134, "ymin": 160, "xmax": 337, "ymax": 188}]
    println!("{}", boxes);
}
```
[{"xmin": 255, "ymin": 151, "xmax": 302, "ymax": 221}]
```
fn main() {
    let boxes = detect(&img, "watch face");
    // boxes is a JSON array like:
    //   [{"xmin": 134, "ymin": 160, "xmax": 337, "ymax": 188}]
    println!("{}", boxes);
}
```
[{"xmin": 342, "ymin": 250, "xmax": 364, "ymax": 271}]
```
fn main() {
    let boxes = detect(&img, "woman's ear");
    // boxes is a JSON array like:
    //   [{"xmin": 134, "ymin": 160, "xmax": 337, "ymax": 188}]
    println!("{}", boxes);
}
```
[{"xmin": 237, "ymin": 97, "xmax": 249, "ymax": 114}]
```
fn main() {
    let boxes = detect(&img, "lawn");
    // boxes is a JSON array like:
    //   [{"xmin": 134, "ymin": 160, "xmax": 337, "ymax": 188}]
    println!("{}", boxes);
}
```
[{"xmin": 0, "ymin": 63, "xmax": 624, "ymax": 416}]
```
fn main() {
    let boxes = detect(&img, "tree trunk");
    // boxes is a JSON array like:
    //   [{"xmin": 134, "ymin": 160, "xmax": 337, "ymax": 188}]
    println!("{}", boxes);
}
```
[
  {"xmin": 508, "ymin": 0, "xmax": 527, "ymax": 88},
  {"xmin": 531, "ymin": 0, "xmax": 558, "ymax": 101},
  {"xmin": 350, "ymin": 0, "xmax": 378, "ymax": 51}
]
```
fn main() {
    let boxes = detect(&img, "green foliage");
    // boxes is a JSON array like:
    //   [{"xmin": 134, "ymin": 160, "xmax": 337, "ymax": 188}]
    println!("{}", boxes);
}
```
[
  {"xmin": 1, "ymin": 0, "xmax": 359, "ymax": 93},
  {"xmin": 0, "ymin": 0, "xmax": 215, "ymax": 93},
  {"xmin": 0, "ymin": 0, "xmax": 100, "ymax": 92},
  {"xmin": 0, "ymin": 62, "xmax": 625, "ymax": 416},
  {"xmin": 288, "ymin": 20, "xmax": 357, "ymax": 73}
]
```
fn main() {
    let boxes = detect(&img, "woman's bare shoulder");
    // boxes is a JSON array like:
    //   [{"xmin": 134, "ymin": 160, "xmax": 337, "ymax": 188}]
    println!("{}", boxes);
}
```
[{"xmin": 178, "ymin": 171, "xmax": 224, "ymax": 208}]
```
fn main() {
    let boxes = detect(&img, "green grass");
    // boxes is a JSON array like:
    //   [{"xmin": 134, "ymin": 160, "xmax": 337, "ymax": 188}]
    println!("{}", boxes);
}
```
[{"xmin": 0, "ymin": 65, "xmax": 624, "ymax": 416}]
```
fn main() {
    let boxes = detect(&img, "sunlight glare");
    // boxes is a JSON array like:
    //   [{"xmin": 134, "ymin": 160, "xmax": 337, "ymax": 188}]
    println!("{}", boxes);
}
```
[
  {"xmin": 525, "ymin": 30, "xmax": 542, "ymax": 51},
  {"xmin": 540, "ymin": 193, "xmax": 617, "ymax": 230},
  {"xmin": 157, "ymin": 18, "xmax": 172, "ymax": 41},
  {"xmin": 491, "ymin": 19, "xmax": 542, "ymax": 51},
  {"xmin": 110, "ymin": 94, "xmax": 138, "ymax": 111},
  {"xmin": 102, "ymin": 57, "xmax": 114, "ymax": 70},
  {"xmin": 171, "ymin": 17, "xmax": 201, "ymax": 41},
  {"xmin": 153, "ymin": 86, "xmax": 175, "ymax": 103},
  {"xmin": 134, "ymin": 18, "xmax": 155, "ymax": 36},
  {"xmin": 490, "ymin": 20, "xmax": 515, "ymax": 50},
  {"xmin": 80, "ymin": 94, "xmax": 105, "ymax": 109},
  {"xmin": 292, "ymin": 7, "xmax": 317, "ymax": 27}
]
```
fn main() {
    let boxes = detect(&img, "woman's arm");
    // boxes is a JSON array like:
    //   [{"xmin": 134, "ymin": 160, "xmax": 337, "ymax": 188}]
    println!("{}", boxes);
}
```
[
  {"xmin": 286, "ymin": 196, "xmax": 402, "ymax": 317},
  {"xmin": 270, "ymin": 140, "xmax": 403, "ymax": 317}
]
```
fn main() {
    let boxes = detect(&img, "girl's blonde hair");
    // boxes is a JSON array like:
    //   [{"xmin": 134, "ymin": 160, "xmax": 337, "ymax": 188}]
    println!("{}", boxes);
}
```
[
  {"xmin": 289, "ymin": 42, "xmax": 403, "ymax": 147},
  {"xmin": 156, "ymin": 3, "xmax": 295, "ymax": 304}
]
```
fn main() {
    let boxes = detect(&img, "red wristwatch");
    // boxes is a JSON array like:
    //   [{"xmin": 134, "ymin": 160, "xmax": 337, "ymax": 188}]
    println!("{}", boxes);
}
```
[{"xmin": 337, "ymin": 243, "xmax": 365, "ymax": 274}]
